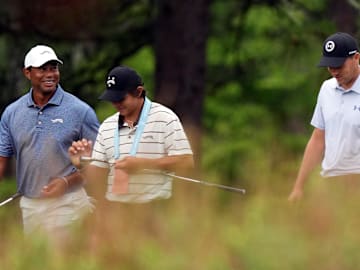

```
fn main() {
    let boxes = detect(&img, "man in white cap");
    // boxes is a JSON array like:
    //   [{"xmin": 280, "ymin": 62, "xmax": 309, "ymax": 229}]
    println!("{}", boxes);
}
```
[
  {"xmin": 288, "ymin": 32, "xmax": 360, "ymax": 201},
  {"xmin": 0, "ymin": 45, "xmax": 99, "ymax": 242}
]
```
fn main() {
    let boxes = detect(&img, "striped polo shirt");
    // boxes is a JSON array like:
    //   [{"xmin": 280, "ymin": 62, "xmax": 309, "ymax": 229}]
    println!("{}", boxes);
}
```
[
  {"xmin": 91, "ymin": 100, "xmax": 193, "ymax": 203},
  {"xmin": 311, "ymin": 75, "xmax": 360, "ymax": 177}
]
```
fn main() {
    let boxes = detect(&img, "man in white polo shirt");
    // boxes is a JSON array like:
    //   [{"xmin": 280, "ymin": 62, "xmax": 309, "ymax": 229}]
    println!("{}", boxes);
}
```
[
  {"xmin": 69, "ymin": 66, "xmax": 194, "ymax": 203},
  {"xmin": 288, "ymin": 32, "xmax": 360, "ymax": 201}
]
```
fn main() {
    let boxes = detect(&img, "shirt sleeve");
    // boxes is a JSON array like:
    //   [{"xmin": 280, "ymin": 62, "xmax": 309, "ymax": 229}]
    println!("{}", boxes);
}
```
[
  {"xmin": 310, "ymin": 86, "xmax": 325, "ymax": 130},
  {"xmin": 80, "ymin": 107, "xmax": 100, "ymax": 143},
  {"xmin": 91, "ymin": 127, "xmax": 110, "ymax": 169},
  {"xmin": 164, "ymin": 115, "xmax": 193, "ymax": 156},
  {"xmin": 0, "ymin": 109, "xmax": 14, "ymax": 157}
]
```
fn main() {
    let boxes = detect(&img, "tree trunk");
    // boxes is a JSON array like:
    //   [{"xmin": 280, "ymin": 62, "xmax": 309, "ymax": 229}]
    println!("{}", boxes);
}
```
[
  {"xmin": 154, "ymin": 0, "xmax": 210, "ymax": 165},
  {"xmin": 328, "ymin": 0, "xmax": 357, "ymax": 34}
]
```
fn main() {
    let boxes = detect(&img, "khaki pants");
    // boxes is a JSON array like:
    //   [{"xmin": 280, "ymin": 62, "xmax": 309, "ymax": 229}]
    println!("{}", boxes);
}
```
[
  {"xmin": 324, "ymin": 174, "xmax": 360, "ymax": 192},
  {"xmin": 20, "ymin": 188, "xmax": 94, "ymax": 237},
  {"xmin": 315, "ymin": 174, "xmax": 360, "ymax": 207}
]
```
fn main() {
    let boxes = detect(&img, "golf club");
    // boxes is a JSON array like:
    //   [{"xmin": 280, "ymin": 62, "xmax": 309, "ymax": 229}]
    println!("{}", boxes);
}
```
[
  {"xmin": 143, "ymin": 169, "xmax": 246, "ymax": 194},
  {"xmin": 0, "ymin": 192, "xmax": 22, "ymax": 207},
  {"xmin": 80, "ymin": 157, "xmax": 246, "ymax": 194}
]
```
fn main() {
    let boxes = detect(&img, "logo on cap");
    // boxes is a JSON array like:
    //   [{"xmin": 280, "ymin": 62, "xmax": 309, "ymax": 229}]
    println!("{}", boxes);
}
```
[
  {"xmin": 325, "ymin": 41, "xmax": 335, "ymax": 52},
  {"xmin": 40, "ymin": 50, "xmax": 52, "ymax": 55},
  {"xmin": 107, "ymin": 76, "xmax": 116, "ymax": 87}
]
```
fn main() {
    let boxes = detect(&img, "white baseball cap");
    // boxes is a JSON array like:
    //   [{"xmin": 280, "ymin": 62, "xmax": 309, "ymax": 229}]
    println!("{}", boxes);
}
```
[{"xmin": 24, "ymin": 45, "xmax": 63, "ymax": 68}]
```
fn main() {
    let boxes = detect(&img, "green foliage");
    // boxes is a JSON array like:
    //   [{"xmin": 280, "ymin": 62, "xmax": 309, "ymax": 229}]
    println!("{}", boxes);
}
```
[
  {"xmin": 204, "ymin": 0, "xmax": 338, "ymax": 184},
  {"xmin": 202, "ymin": 97, "xmax": 276, "ymax": 185},
  {"xmin": 2, "ymin": 175, "xmax": 360, "ymax": 269},
  {"xmin": 0, "ymin": 177, "xmax": 17, "ymax": 198}
]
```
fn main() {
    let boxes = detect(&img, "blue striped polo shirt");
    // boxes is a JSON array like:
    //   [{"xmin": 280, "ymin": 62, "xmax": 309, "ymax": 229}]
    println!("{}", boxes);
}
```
[
  {"xmin": 0, "ymin": 85, "xmax": 99, "ymax": 197},
  {"xmin": 311, "ymin": 75, "xmax": 360, "ymax": 177}
]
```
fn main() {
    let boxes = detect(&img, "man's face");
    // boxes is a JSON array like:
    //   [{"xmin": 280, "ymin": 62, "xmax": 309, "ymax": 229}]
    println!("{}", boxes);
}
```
[
  {"xmin": 23, "ymin": 61, "xmax": 60, "ymax": 94},
  {"xmin": 111, "ymin": 88, "xmax": 143, "ymax": 119},
  {"xmin": 327, "ymin": 53, "xmax": 360, "ymax": 90}
]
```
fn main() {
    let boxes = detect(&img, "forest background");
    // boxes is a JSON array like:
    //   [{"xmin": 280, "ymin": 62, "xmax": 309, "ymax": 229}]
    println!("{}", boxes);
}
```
[{"xmin": 1, "ymin": 0, "xmax": 360, "ymax": 269}]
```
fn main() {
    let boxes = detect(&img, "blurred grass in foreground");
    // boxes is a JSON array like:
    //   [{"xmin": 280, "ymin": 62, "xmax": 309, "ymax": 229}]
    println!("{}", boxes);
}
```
[{"xmin": 1, "ymin": 172, "xmax": 360, "ymax": 270}]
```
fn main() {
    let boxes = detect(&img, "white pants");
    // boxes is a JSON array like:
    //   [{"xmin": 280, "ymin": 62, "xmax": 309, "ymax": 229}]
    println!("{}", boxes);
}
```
[{"xmin": 20, "ymin": 188, "xmax": 94, "ymax": 235}]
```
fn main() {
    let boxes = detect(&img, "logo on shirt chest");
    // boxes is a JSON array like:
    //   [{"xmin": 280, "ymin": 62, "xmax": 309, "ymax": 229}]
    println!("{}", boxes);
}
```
[
  {"xmin": 143, "ymin": 135, "xmax": 155, "ymax": 140},
  {"xmin": 51, "ymin": 118, "xmax": 64, "ymax": 124}
]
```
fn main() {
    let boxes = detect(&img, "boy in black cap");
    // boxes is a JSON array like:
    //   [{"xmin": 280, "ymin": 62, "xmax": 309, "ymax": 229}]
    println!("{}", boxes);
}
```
[
  {"xmin": 69, "ymin": 66, "xmax": 194, "ymax": 203},
  {"xmin": 289, "ymin": 32, "xmax": 360, "ymax": 201},
  {"xmin": 68, "ymin": 66, "xmax": 194, "ymax": 244}
]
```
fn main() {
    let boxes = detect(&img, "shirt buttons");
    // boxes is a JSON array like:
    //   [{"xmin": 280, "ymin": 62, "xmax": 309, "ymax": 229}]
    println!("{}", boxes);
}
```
[{"xmin": 38, "ymin": 121, "xmax": 42, "ymax": 125}]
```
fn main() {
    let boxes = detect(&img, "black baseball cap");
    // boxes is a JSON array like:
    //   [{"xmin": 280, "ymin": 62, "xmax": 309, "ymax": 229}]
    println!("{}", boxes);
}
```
[
  {"xmin": 318, "ymin": 32, "xmax": 359, "ymax": 68},
  {"xmin": 99, "ymin": 66, "xmax": 143, "ymax": 102}
]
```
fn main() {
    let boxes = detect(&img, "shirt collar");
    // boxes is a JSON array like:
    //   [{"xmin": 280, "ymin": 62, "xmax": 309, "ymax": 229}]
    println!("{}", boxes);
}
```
[
  {"xmin": 335, "ymin": 75, "xmax": 360, "ymax": 94},
  {"xmin": 27, "ymin": 85, "xmax": 64, "ymax": 107}
]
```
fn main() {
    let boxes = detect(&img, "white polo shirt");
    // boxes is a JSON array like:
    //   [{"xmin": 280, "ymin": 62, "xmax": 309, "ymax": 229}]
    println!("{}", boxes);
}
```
[
  {"xmin": 311, "ymin": 75, "xmax": 360, "ymax": 177},
  {"xmin": 91, "ymin": 101, "xmax": 193, "ymax": 203}
]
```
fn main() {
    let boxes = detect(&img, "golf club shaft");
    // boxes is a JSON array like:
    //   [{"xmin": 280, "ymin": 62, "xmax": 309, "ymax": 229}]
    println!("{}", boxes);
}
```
[
  {"xmin": 171, "ymin": 174, "xmax": 246, "ymax": 194},
  {"xmin": 144, "ymin": 169, "xmax": 246, "ymax": 194},
  {"xmin": 0, "ymin": 192, "xmax": 22, "ymax": 207},
  {"xmin": 80, "ymin": 157, "xmax": 246, "ymax": 194}
]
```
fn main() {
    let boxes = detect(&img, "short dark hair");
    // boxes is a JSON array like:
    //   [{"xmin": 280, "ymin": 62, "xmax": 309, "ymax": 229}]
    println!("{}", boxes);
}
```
[{"xmin": 128, "ymin": 87, "xmax": 146, "ymax": 98}]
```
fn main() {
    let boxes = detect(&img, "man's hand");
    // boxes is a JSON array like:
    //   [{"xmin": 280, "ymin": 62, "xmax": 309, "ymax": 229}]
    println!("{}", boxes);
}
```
[
  {"xmin": 288, "ymin": 187, "xmax": 303, "ymax": 202},
  {"xmin": 68, "ymin": 139, "xmax": 93, "ymax": 168},
  {"xmin": 41, "ymin": 177, "xmax": 67, "ymax": 198},
  {"xmin": 114, "ymin": 156, "xmax": 147, "ymax": 173}
]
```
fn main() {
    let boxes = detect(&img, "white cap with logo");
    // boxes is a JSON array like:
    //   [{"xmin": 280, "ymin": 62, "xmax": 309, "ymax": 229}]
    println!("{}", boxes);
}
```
[{"xmin": 24, "ymin": 45, "xmax": 63, "ymax": 68}]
